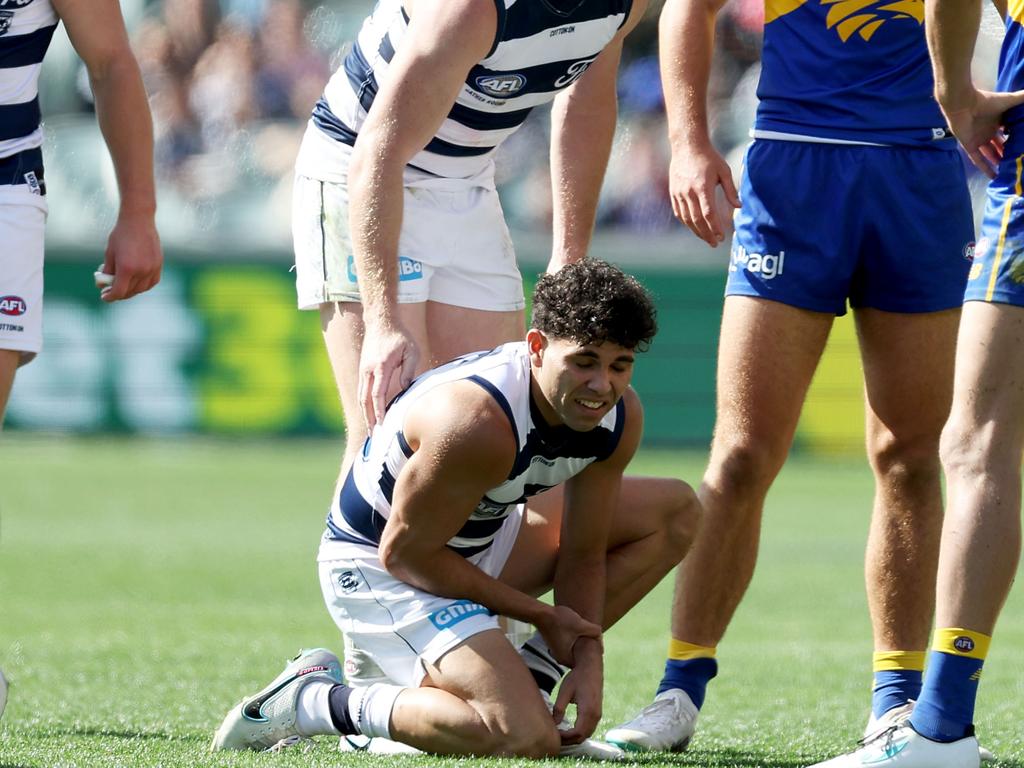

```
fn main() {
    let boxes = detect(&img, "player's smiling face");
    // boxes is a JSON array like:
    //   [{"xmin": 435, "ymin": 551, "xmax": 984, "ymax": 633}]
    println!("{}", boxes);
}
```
[{"xmin": 528, "ymin": 330, "xmax": 635, "ymax": 431}]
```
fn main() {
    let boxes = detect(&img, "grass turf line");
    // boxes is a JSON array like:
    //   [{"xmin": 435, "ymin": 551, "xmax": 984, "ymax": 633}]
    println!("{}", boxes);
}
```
[{"xmin": 1, "ymin": 436, "xmax": 1022, "ymax": 767}]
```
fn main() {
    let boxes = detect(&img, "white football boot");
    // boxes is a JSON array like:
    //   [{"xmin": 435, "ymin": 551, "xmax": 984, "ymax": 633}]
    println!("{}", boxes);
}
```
[
  {"xmin": 806, "ymin": 724, "xmax": 980, "ymax": 768},
  {"xmin": 604, "ymin": 688, "xmax": 699, "ymax": 752},
  {"xmin": 865, "ymin": 702, "xmax": 994, "ymax": 763},
  {"xmin": 210, "ymin": 648, "xmax": 343, "ymax": 751}
]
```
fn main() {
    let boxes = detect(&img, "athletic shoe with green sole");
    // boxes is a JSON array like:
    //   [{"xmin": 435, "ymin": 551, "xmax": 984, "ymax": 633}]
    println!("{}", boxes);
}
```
[{"xmin": 604, "ymin": 688, "xmax": 698, "ymax": 753}]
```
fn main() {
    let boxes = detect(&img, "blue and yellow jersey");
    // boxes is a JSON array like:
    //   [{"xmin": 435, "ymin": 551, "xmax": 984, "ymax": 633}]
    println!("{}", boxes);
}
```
[
  {"xmin": 999, "ymin": 0, "xmax": 1024, "ymax": 133},
  {"xmin": 754, "ymin": 0, "xmax": 953, "ymax": 146}
]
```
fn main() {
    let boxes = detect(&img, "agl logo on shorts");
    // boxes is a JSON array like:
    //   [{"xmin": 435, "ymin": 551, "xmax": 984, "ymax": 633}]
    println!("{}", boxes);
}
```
[
  {"xmin": 730, "ymin": 244, "xmax": 786, "ymax": 280},
  {"xmin": 0, "ymin": 296, "xmax": 27, "ymax": 316}
]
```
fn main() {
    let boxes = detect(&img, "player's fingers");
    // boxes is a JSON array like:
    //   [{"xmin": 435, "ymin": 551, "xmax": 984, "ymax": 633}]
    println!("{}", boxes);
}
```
[
  {"xmin": 721, "ymin": 170, "xmax": 741, "ymax": 208},
  {"xmin": 371, "ymin": 363, "xmax": 392, "ymax": 425},
  {"xmin": 967, "ymin": 148, "xmax": 997, "ymax": 179},
  {"xmin": 399, "ymin": 346, "xmax": 418, "ymax": 392},
  {"xmin": 696, "ymin": 189, "xmax": 723, "ymax": 244},
  {"xmin": 684, "ymin": 190, "xmax": 715, "ymax": 246},
  {"xmin": 552, "ymin": 683, "xmax": 572, "ymax": 725},
  {"xmin": 979, "ymin": 143, "xmax": 1001, "ymax": 175},
  {"xmin": 359, "ymin": 369, "xmax": 375, "ymax": 427}
]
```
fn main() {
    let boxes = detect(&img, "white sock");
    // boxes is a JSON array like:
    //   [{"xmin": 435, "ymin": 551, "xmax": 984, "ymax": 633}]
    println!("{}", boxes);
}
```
[
  {"xmin": 295, "ymin": 680, "xmax": 340, "ymax": 737},
  {"xmin": 350, "ymin": 683, "xmax": 404, "ymax": 739}
]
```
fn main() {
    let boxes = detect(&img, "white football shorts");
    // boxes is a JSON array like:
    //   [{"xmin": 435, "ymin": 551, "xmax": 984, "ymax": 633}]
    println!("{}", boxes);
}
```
[
  {"xmin": 0, "ymin": 185, "xmax": 47, "ymax": 363},
  {"xmin": 317, "ymin": 502, "xmax": 524, "ymax": 687},
  {"xmin": 292, "ymin": 126, "xmax": 525, "ymax": 312}
]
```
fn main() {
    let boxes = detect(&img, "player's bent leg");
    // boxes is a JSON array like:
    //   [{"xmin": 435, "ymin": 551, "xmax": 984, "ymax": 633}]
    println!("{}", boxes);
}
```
[
  {"xmin": 0, "ymin": 348, "xmax": 19, "ymax": 427},
  {"xmin": 855, "ymin": 308, "xmax": 958, "ymax": 725},
  {"xmin": 391, "ymin": 629, "xmax": 560, "ymax": 757},
  {"xmin": 500, "ymin": 476, "xmax": 700, "ymax": 628},
  {"xmin": 609, "ymin": 297, "xmax": 832, "ymax": 752}
]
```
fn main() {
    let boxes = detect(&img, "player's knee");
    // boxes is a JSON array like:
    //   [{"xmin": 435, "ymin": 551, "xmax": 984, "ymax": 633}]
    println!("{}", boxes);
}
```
[
  {"xmin": 707, "ymin": 440, "xmax": 782, "ymax": 500},
  {"xmin": 939, "ymin": 417, "xmax": 1007, "ymax": 481},
  {"xmin": 482, "ymin": 714, "xmax": 559, "ymax": 758},
  {"xmin": 868, "ymin": 429, "xmax": 941, "ymax": 491},
  {"xmin": 661, "ymin": 480, "xmax": 702, "ymax": 560}
]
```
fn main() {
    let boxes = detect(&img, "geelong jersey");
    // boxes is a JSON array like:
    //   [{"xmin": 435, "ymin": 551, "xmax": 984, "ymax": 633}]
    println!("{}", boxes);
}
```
[
  {"xmin": 0, "ymin": 0, "xmax": 56, "ymax": 182},
  {"xmin": 999, "ymin": 0, "xmax": 1024, "ymax": 135},
  {"xmin": 325, "ymin": 341, "xmax": 626, "ymax": 561},
  {"xmin": 311, "ymin": 0, "xmax": 630, "ymax": 179},
  {"xmin": 753, "ymin": 0, "xmax": 952, "ymax": 147}
]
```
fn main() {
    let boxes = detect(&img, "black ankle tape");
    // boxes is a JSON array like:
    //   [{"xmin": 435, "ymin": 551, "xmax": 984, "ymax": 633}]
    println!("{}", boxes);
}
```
[{"xmin": 328, "ymin": 684, "xmax": 358, "ymax": 735}]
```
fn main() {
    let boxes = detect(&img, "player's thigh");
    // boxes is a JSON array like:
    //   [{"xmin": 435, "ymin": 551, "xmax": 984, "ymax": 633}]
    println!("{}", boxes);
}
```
[
  {"xmin": 855, "ymin": 306, "xmax": 960, "ymax": 453},
  {"xmin": 426, "ymin": 303, "xmax": 524, "ymax": 367},
  {"xmin": 946, "ymin": 301, "xmax": 1024, "ymax": 462},
  {"xmin": 422, "ymin": 628, "xmax": 553, "ymax": 736},
  {"xmin": 318, "ymin": 548, "xmax": 503, "ymax": 688},
  {"xmin": 0, "ymin": 349, "xmax": 18, "ymax": 424},
  {"xmin": 712, "ymin": 295, "xmax": 833, "ymax": 461}
]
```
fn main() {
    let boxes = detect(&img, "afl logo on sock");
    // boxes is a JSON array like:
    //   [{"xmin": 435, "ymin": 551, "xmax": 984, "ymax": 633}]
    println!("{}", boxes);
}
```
[{"xmin": 953, "ymin": 636, "xmax": 975, "ymax": 653}]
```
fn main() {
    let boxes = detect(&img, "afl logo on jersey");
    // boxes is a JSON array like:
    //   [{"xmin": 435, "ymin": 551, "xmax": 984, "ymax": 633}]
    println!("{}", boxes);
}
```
[
  {"xmin": 0, "ymin": 296, "xmax": 27, "ymax": 316},
  {"xmin": 475, "ymin": 74, "xmax": 527, "ymax": 98}
]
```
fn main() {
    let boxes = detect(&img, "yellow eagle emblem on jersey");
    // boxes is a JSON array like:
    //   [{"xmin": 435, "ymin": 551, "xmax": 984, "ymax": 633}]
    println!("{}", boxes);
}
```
[{"xmin": 765, "ymin": 0, "xmax": 924, "ymax": 42}]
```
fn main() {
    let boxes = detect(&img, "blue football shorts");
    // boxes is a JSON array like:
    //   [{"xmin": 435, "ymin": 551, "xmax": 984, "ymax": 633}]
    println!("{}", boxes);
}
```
[
  {"xmin": 963, "ymin": 134, "xmax": 1024, "ymax": 306},
  {"xmin": 726, "ymin": 140, "xmax": 974, "ymax": 316}
]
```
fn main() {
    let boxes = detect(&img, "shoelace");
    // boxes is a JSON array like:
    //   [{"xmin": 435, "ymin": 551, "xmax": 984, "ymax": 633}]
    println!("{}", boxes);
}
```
[
  {"xmin": 266, "ymin": 735, "xmax": 312, "ymax": 753},
  {"xmin": 858, "ymin": 723, "xmax": 901, "ymax": 750}
]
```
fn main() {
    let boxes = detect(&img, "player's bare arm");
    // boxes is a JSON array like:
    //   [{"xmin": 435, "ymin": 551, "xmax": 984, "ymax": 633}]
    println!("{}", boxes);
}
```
[
  {"xmin": 547, "ymin": 0, "xmax": 647, "ymax": 272},
  {"xmin": 348, "ymin": 0, "xmax": 497, "ymax": 426},
  {"xmin": 380, "ymin": 380, "xmax": 602, "ymax": 662},
  {"xmin": 927, "ymin": 0, "xmax": 1024, "ymax": 176},
  {"xmin": 660, "ymin": 0, "xmax": 739, "ymax": 247},
  {"xmin": 54, "ymin": 0, "xmax": 161, "ymax": 302},
  {"xmin": 553, "ymin": 386, "xmax": 643, "ymax": 743}
]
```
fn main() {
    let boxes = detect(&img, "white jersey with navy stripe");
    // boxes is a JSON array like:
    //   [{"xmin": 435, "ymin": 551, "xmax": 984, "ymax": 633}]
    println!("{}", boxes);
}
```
[
  {"xmin": 326, "ymin": 341, "xmax": 626, "ymax": 563},
  {"xmin": 312, "ymin": 0, "xmax": 630, "ymax": 180},
  {"xmin": 0, "ymin": 0, "xmax": 56, "ymax": 170}
]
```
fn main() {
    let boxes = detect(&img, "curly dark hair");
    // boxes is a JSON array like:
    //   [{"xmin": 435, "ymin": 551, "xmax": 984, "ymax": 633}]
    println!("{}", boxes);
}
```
[{"xmin": 531, "ymin": 260, "xmax": 657, "ymax": 352}]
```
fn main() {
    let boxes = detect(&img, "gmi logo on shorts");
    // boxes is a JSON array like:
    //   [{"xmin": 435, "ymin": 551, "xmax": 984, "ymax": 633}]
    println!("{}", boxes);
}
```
[
  {"xmin": 0, "ymin": 296, "xmax": 27, "ymax": 316},
  {"xmin": 345, "ymin": 255, "xmax": 423, "ymax": 283},
  {"xmin": 428, "ymin": 600, "xmax": 491, "ymax": 630}
]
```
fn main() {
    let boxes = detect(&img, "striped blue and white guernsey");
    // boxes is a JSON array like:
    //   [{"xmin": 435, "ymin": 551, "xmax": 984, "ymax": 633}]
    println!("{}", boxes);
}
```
[
  {"xmin": 312, "ymin": 0, "xmax": 631, "ymax": 179},
  {"xmin": 0, "ymin": 0, "xmax": 57, "ymax": 187},
  {"xmin": 326, "ymin": 341, "xmax": 626, "ymax": 561}
]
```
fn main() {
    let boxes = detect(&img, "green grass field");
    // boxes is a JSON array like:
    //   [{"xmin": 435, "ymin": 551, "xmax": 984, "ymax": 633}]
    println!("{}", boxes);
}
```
[{"xmin": 1, "ymin": 437, "xmax": 1022, "ymax": 768}]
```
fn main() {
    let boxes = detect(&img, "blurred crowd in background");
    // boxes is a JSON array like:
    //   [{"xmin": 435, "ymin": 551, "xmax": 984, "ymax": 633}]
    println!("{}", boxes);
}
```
[{"xmin": 38, "ymin": 0, "xmax": 999, "ymax": 251}]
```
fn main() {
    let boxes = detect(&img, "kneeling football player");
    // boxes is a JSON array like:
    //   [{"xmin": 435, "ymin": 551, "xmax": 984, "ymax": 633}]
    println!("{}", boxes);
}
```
[{"xmin": 211, "ymin": 260, "xmax": 701, "ymax": 758}]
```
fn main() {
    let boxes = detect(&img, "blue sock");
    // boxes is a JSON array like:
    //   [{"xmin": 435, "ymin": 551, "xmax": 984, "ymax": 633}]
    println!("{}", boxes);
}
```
[
  {"xmin": 872, "ymin": 669, "xmax": 923, "ymax": 719},
  {"xmin": 657, "ymin": 657, "xmax": 718, "ymax": 710},
  {"xmin": 910, "ymin": 650, "xmax": 983, "ymax": 742}
]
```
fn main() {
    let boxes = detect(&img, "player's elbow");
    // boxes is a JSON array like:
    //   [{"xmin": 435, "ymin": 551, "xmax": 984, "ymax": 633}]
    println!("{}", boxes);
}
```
[{"xmin": 378, "ymin": 527, "xmax": 423, "ymax": 581}]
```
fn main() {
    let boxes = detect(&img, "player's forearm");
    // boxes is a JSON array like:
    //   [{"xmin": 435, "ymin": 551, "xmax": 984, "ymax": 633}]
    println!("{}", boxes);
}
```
[
  {"xmin": 548, "ymin": 79, "xmax": 616, "ymax": 266},
  {"xmin": 926, "ymin": 0, "xmax": 982, "ymax": 111},
  {"xmin": 89, "ymin": 54, "xmax": 156, "ymax": 218},
  {"xmin": 660, "ymin": 0, "xmax": 719, "ymax": 152},
  {"xmin": 553, "ymin": 554, "xmax": 606, "ymax": 628},
  {"xmin": 348, "ymin": 144, "xmax": 405, "ymax": 326}
]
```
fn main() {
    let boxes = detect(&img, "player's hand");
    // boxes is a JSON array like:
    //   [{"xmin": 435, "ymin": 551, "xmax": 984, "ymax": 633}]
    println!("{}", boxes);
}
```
[
  {"xmin": 359, "ymin": 320, "xmax": 419, "ymax": 428},
  {"xmin": 940, "ymin": 87, "xmax": 1024, "ymax": 179},
  {"xmin": 536, "ymin": 605, "xmax": 602, "ymax": 667},
  {"xmin": 668, "ymin": 142, "xmax": 740, "ymax": 248},
  {"xmin": 552, "ymin": 638, "xmax": 603, "ymax": 744},
  {"xmin": 100, "ymin": 212, "xmax": 162, "ymax": 302}
]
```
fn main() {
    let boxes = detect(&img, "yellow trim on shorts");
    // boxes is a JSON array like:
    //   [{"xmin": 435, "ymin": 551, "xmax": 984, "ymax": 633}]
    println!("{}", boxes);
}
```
[
  {"xmin": 668, "ymin": 639, "xmax": 717, "ymax": 660},
  {"xmin": 872, "ymin": 650, "xmax": 926, "ymax": 672},
  {"xmin": 933, "ymin": 628, "xmax": 991, "ymax": 660},
  {"xmin": 986, "ymin": 155, "xmax": 1024, "ymax": 301}
]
